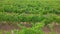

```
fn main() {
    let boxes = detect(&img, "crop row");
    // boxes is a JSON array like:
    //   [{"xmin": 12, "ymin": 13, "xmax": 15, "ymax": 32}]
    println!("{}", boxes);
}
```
[
  {"xmin": 0, "ymin": 0, "xmax": 60, "ymax": 14},
  {"xmin": 0, "ymin": 12, "xmax": 60, "ymax": 23}
]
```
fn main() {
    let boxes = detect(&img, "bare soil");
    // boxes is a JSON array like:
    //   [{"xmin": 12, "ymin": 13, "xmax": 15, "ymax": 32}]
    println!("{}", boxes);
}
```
[
  {"xmin": 0, "ymin": 24, "xmax": 20, "ymax": 31},
  {"xmin": 0, "ymin": 23, "xmax": 60, "ymax": 34},
  {"xmin": 42, "ymin": 25, "xmax": 60, "ymax": 34}
]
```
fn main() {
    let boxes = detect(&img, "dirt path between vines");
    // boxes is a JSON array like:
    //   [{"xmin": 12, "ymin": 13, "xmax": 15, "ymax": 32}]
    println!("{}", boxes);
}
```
[
  {"xmin": 42, "ymin": 25, "xmax": 60, "ymax": 34},
  {"xmin": 0, "ymin": 24, "xmax": 60, "ymax": 34}
]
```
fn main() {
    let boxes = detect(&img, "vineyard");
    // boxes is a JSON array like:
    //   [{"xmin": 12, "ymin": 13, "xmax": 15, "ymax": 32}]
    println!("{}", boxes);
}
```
[{"xmin": 0, "ymin": 0, "xmax": 60, "ymax": 34}]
